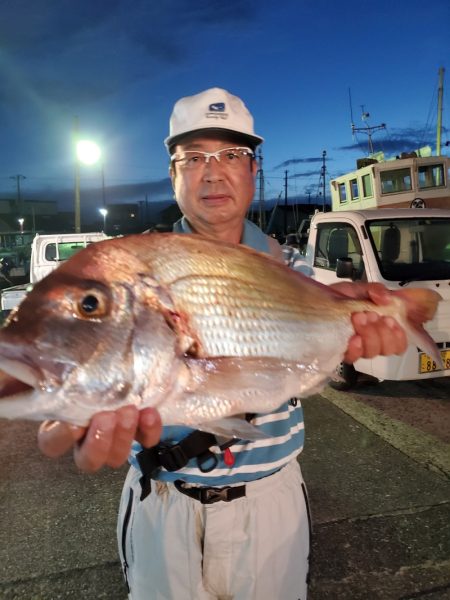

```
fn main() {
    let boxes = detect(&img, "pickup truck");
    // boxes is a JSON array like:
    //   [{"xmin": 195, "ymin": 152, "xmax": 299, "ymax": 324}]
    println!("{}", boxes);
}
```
[
  {"xmin": 1, "ymin": 232, "xmax": 108, "ymax": 316},
  {"xmin": 298, "ymin": 208, "xmax": 450, "ymax": 388}
]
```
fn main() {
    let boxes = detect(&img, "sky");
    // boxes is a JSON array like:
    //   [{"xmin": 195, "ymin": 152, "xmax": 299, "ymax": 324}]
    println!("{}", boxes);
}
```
[{"xmin": 0, "ymin": 0, "xmax": 449, "ymax": 224}]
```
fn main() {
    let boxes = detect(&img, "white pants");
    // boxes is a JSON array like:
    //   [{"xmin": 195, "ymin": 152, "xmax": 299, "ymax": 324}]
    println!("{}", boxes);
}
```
[{"xmin": 117, "ymin": 459, "xmax": 310, "ymax": 600}]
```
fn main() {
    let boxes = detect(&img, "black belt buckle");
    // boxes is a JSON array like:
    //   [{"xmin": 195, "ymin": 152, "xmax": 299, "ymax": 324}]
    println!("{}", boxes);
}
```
[
  {"xmin": 157, "ymin": 444, "xmax": 189, "ymax": 472},
  {"xmin": 200, "ymin": 486, "xmax": 232, "ymax": 504}
]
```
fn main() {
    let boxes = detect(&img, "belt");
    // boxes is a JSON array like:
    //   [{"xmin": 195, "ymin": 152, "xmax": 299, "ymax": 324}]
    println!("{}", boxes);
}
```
[{"xmin": 174, "ymin": 480, "xmax": 246, "ymax": 504}]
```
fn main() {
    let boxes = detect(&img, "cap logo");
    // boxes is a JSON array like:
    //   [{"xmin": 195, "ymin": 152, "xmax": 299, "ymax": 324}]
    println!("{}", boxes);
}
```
[
  {"xmin": 208, "ymin": 102, "xmax": 225, "ymax": 112},
  {"xmin": 205, "ymin": 101, "xmax": 228, "ymax": 120}
]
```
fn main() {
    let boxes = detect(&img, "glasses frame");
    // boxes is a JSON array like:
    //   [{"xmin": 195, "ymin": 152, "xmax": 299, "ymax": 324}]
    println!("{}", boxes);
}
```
[{"xmin": 170, "ymin": 146, "xmax": 255, "ymax": 169}]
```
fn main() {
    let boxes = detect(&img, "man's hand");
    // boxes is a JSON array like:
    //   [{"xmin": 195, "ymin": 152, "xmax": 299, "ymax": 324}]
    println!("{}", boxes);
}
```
[
  {"xmin": 331, "ymin": 282, "xmax": 408, "ymax": 364},
  {"xmin": 37, "ymin": 406, "xmax": 162, "ymax": 472}
]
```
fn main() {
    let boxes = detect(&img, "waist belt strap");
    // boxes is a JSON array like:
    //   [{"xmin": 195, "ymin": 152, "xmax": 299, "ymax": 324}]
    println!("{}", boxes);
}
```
[
  {"xmin": 174, "ymin": 480, "xmax": 246, "ymax": 504},
  {"xmin": 136, "ymin": 430, "xmax": 218, "ymax": 500}
]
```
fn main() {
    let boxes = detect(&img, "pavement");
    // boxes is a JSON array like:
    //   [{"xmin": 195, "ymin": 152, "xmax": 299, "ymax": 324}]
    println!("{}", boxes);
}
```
[
  {"xmin": 301, "ymin": 381, "xmax": 450, "ymax": 600},
  {"xmin": 0, "ymin": 377, "xmax": 449, "ymax": 599}
]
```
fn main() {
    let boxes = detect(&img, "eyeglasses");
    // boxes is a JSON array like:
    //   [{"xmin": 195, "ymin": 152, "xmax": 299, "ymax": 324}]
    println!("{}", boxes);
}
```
[{"xmin": 170, "ymin": 147, "xmax": 255, "ymax": 170}]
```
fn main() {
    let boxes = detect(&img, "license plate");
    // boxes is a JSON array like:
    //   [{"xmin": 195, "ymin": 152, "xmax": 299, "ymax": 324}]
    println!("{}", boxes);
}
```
[{"xmin": 419, "ymin": 349, "xmax": 450, "ymax": 373}]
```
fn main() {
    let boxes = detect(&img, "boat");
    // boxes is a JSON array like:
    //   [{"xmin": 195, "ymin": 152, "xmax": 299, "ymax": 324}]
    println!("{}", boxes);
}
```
[
  {"xmin": 330, "ymin": 149, "xmax": 450, "ymax": 210},
  {"xmin": 330, "ymin": 68, "xmax": 450, "ymax": 211}
]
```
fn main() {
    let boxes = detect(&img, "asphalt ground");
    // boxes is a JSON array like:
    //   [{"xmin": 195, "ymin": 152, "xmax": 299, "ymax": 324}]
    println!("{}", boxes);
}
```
[{"xmin": 0, "ymin": 376, "xmax": 449, "ymax": 599}]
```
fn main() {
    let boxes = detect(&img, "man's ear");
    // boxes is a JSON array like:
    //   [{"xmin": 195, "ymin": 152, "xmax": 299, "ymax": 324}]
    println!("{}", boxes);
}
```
[{"xmin": 169, "ymin": 164, "xmax": 176, "ymax": 191}]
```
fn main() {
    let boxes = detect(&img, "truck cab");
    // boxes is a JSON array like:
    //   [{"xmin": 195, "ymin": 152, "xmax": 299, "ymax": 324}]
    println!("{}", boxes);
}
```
[
  {"xmin": 302, "ymin": 208, "xmax": 450, "ymax": 385},
  {"xmin": 1, "ymin": 232, "xmax": 108, "ymax": 317}
]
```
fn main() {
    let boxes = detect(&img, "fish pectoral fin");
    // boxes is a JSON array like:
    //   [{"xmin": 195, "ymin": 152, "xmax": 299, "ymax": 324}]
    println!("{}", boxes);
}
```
[{"xmin": 197, "ymin": 418, "xmax": 269, "ymax": 441}]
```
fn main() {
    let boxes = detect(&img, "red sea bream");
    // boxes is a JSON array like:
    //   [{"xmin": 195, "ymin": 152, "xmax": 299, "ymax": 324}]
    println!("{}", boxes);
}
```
[{"xmin": 0, "ymin": 234, "xmax": 442, "ymax": 439}]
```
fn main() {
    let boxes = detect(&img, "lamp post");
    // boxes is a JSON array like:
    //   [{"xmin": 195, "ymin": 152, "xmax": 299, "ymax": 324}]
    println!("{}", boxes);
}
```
[
  {"xmin": 74, "ymin": 137, "xmax": 102, "ymax": 233},
  {"xmin": 99, "ymin": 208, "xmax": 108, "ymax": 233},
  {"xmin": 18, "ymin": 218, "xmax": 24, "ymax": 234}
]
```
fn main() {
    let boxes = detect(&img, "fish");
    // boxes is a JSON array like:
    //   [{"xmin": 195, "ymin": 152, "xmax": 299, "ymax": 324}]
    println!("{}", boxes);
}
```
[{"xmin": 0, "ymin": 233, "xmax": 442, "ymax": 440}]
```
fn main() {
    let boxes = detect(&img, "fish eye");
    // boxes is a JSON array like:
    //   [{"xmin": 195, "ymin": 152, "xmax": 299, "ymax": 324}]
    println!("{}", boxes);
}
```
[{"xmin": 76, "ymin": 290, "xmax": 109, "ymax": 319}]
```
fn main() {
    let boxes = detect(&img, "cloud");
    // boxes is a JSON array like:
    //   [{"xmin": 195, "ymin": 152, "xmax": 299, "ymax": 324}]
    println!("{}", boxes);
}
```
[
  {"xmin": 0, "ymin": 0, "xmax": 258, "ymax": 108},
  {"xmin": 338, "ymin": 125, "xmax": 447, "ymax": 155},
  {"xmin": 289, "ymin": 170, "xmax": 321, "ymax": 179},
  {"xmin": 21, "ymin": 177, "xmax": 173, "ymax": 207},
  {"xmin": 273, "ymin": 157, "xmax": 326, "ymax": 170}
]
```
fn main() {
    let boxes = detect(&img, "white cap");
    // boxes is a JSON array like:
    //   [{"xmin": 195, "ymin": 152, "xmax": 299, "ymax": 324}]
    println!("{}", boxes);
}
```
[{"xmin": 165, "ymin": 87, "xmax": 264, "ymax": 150}]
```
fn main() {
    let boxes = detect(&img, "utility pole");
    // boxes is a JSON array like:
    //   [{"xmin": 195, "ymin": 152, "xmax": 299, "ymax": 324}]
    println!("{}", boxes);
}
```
[
  {"xmin": 101, "ymin": 164, "xmax": 106, "ymax": 207},
  {"xmin": 73, "ymin": 116, "xmax": 81, "ymax": 233},
  {"xmin": 284, "ymin": 170, "xmax": 288, "ymax": 236},
  {"xmin": 10, "ymin": 174, "xmax": 26, "ymax": 216},
  {"xmin": 321, "ymin": 151, "xmax": 327, "ymax": 211},
  {"xmin": 436, "ymin": 66, "xmax": 445, "ymax": 156},
  {"xmin": 257, "ymin": 150, "xmax": 266, "ymax": 231}
]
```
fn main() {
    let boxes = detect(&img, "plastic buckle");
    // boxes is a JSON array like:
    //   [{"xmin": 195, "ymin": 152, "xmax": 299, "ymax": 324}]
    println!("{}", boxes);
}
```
[
  {"xmin": 200, "ymin": 486, "xmax": 231, "ymax": 504},
  {"xmin": 157, "ymin": 444, "xmax": 189, "ymax": 472},
  {"xmin": 196, "ymin": 450, "xmax": 219, "ymax": 473}
]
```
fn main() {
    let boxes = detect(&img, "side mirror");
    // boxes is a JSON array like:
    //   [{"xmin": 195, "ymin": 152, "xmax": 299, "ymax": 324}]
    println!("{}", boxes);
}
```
[{"xmin": 336, "ymin": 257, "xmax": 354, "ymax": 279}]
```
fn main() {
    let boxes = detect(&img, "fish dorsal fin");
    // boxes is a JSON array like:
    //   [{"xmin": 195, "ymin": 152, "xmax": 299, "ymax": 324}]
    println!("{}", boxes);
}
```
[{"xmin": 197, "ymin": 418, "xmax": 269, "ymax": 441}]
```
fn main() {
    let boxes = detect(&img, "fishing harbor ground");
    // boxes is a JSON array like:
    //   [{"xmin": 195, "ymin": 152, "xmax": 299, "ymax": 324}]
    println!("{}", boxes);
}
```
[{"xmin": 0, "ymin": 377, "xmax": 449, "ymax": 600}]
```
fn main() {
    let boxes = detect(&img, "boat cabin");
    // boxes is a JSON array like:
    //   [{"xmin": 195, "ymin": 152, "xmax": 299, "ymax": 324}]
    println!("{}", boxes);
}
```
[{"xmin": 330, "ymin": 153, "xmax": 450, "ymax": 211}]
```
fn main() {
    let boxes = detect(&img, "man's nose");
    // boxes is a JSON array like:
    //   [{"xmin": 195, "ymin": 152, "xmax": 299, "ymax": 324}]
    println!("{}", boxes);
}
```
[{"xmin": 202, "ymin": 155, "xmax": 224, "ymax": 181}]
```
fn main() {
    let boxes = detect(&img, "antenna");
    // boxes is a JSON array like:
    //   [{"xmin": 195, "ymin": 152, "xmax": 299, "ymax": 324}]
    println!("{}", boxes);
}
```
[
  {"xmin": 351, "ymin": 105, "xmax": 386, "ymax": 155},
  {"xmin": 348, "ymin": 88, "xmax": 355, "ymax": 137},
  {"xmin": 257, "ymin": 149, "xmax": 266, "ymax": 230}
]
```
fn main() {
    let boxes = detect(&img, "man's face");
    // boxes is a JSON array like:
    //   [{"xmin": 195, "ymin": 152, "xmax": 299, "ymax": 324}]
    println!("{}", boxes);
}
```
[{"xmin": 170, "ymin": 134, "xmax": 257, "ymax": 233}]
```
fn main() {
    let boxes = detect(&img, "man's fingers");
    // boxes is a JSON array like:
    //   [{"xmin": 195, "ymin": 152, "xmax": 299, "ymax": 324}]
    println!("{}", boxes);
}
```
[
  {"xmin": 105, "ymin": 406, "xmax": 140, "ymax": 468},
  {"xmin": 38, "ymin": 420, "xmax": 86, "ymax": 458},
  {"xmin": 376, "ymin": 316, "xmax": 407, "ymax": 355},
  {"xmin": 366, "ymin": 284, "xmax": 391, "ymax": 306},
  {"xmin": 136, "ymin": 408, "xmax": 162, "ymax": 448},
  {"xmin": 73, "ymin": 412, "xmax": 117, "ymax": 472},
  {"xmin": 343, "ymin": 335, "xmax": 363, "ymax": 364},
  {"xmin": 348, "ymin": 312, "xmax": 408, "ymax": 361},
  {"xmin": 38, "ymin": 406, "xmax": 162, "ymax": 472}
]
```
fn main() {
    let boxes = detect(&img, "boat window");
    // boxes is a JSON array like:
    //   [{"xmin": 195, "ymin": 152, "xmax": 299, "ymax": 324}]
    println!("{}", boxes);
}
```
[
  {"xmin": 380, "ymin": 168, "xmax": 412, "ymax": 194},
  {"xmin": 366, "ymin": 217, "xmax": 450, "ymax": 281},
  {"xmin": 338, "ymin": 182, "xmax": 347, "ymax": 203},
  {"xmin": 418, "ymin": 163, "xmax": 445, "ymax": 189},
  {"xmin": 362, "ymin": 174, "xmax": 373, "ymax": 197},
  {"xmin": 350, "ymin": 179, "xmax": 359, "ymax": 200}
]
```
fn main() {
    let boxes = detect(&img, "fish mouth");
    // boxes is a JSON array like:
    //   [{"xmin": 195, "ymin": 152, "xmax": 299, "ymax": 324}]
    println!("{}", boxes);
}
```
[{"xmin": 0, "ymin": 359, "xmax": 39, "ymax": 402}]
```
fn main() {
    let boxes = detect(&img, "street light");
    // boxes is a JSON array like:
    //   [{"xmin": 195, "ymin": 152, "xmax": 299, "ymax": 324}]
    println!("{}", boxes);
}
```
[
  {"xmin": 77, "ymin": 140, "xmax": 101, "ymax": 165},
  {"xmin": 74, "ymin": 134, "xmax": 102, "ymax": 233},
  {"xmin": 99, "ymin": 208, "xmax": 108, "ymax": 232},
  {"xmin": 18, "ymin": 218, "xmax": 24, "ymax": 234}
]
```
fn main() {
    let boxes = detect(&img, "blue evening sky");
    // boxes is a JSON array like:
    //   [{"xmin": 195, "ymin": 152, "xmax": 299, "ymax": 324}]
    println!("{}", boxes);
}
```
[{"xmin": 0, "ymin": 0, "xmax": 449, "ymax": 219}]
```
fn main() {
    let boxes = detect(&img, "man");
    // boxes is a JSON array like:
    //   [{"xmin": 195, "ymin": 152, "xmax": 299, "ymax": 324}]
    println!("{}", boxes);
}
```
[{"xmin": 39, "ymin": 88, "xmax": 409, "ymax": 599}]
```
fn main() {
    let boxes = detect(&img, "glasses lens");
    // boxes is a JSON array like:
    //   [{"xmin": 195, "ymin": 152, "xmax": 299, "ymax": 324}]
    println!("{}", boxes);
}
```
[{"xmin": 174, "ymin": 147, "xmax": 254, "ymax": 169}]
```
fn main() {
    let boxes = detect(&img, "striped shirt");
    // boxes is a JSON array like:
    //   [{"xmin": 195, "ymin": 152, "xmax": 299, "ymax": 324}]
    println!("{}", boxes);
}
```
[{"xmin": 129, "ymin": 220, "xmax": 305, "ymax": 485}]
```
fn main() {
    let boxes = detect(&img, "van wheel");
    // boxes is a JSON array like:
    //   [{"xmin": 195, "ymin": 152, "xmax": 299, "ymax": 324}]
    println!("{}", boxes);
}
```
[{"xmin": 330, "ymin": 362, "xmax": 358, "ymax": 391}]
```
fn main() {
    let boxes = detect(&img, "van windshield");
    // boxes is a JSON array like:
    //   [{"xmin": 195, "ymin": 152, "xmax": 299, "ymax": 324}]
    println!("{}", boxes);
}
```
[
  {"xmin": 45, "ymin": 242, "xmax": 91, "ymax": 262},
  {"xmin": 366, "ymin": 217, "xmax": 450, "ymax": 282}
]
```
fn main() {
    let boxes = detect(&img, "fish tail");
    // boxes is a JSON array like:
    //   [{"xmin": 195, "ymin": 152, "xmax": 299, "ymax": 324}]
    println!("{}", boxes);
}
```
[
  {"xmin": 393, "ymin": 288, "xmax": 442, "ymax": 323},
  {"xmin": 392, "ymin": 288, "xmax": 443, "ymax": 367}
]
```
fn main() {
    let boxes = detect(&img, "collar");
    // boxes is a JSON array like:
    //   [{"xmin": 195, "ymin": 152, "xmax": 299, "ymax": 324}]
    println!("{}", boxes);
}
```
[{"xmin": 172, "ymin": 217, "xmax": 270, "ymax": 254}]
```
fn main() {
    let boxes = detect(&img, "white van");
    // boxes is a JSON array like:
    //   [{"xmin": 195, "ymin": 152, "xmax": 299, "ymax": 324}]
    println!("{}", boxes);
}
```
[{"xmin": 300, "ymin": 208, "xmax": 450, "ymax": 387}]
